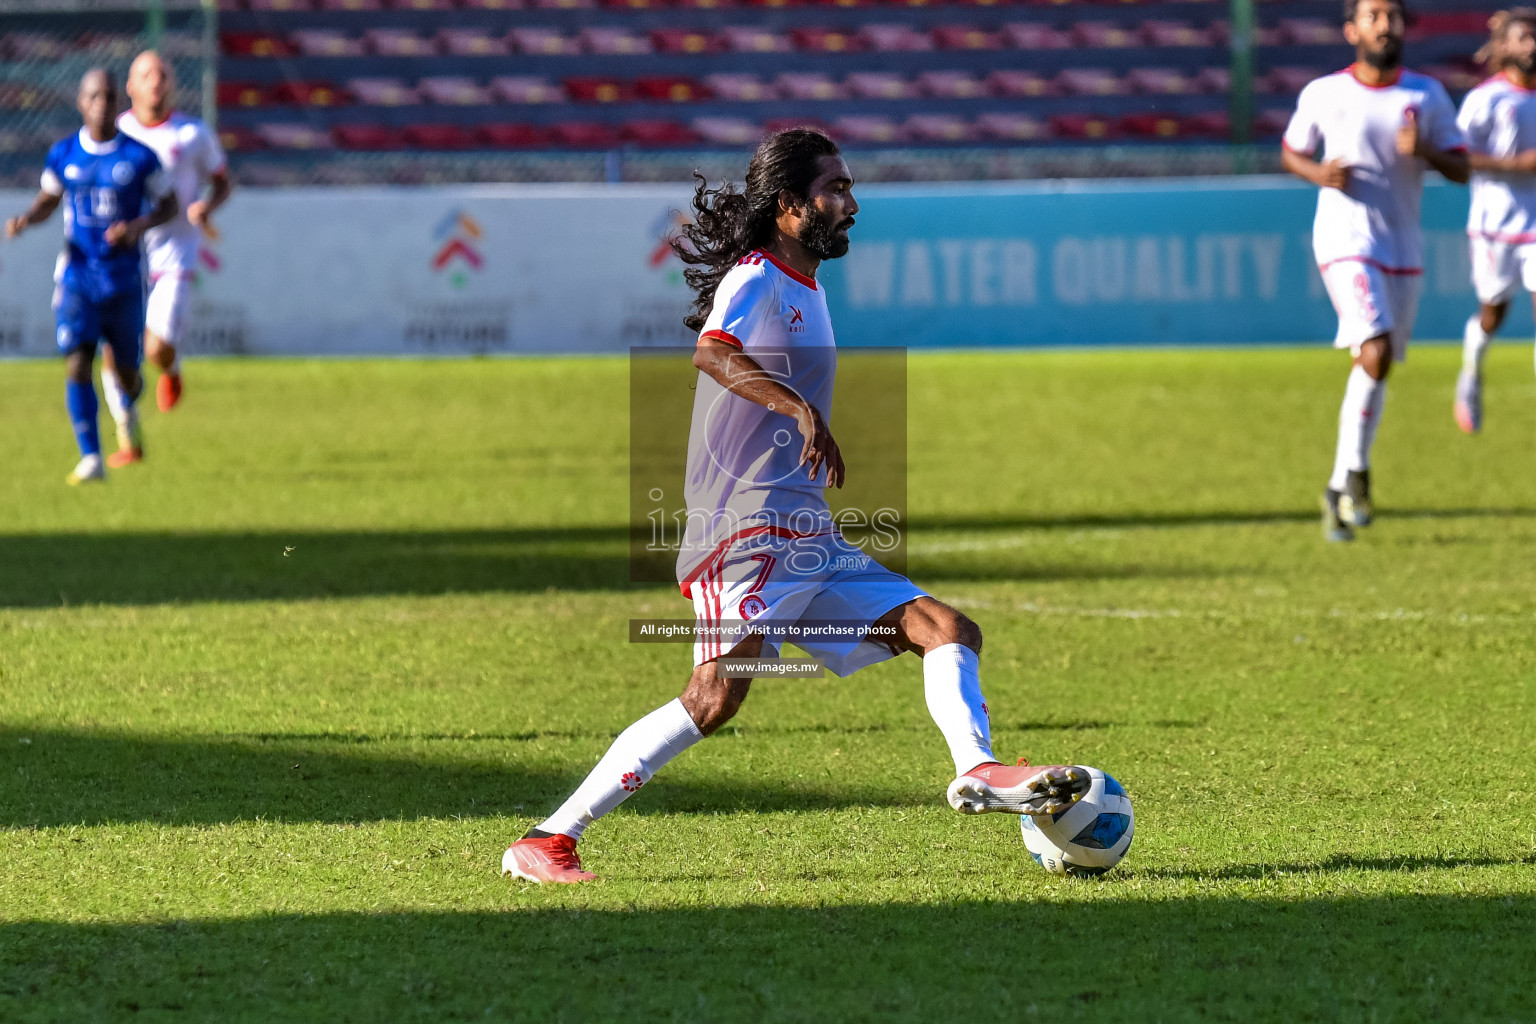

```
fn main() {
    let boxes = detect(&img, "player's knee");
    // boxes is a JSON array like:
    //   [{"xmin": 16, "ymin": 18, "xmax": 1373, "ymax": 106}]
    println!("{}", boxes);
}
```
[
  {"xmin": 923, "ymin": 602, "xmax": 981, "ymax": 654},
  {"xmin": 1358, "ymin": 340, "xmax": 1391, "ymax": 381},
  {"xmin": 64, "ymin": 351, "xmax": 92, "ymax": 383},
  {"xmin": 950, "ymin": 612, "xmax": 983, "ymax": 654},
  {"xmin": 681, "ymin": 670, "xmax": 750, "ymax": 736}
]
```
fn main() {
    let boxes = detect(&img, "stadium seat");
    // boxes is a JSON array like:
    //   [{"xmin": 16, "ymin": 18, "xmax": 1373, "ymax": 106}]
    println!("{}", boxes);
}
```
[
  {"xmin": 675, "ymin": 0, "xmax": 737, "ymax": 8},
  {"xmin": 1126, "ymin": 67, "xmax": 1197, "ymax": 95},
  {"xmin": 535, "ymin": 0, "xmax": 594, "ymax": 7},
  {"xmin": 255, "ymin": 123, "xmax": 334, "ymax": 149},
  {"xmin": 490, "ymin": 76, "xmax": 565, "ymax": 103},
  {"xmin": 247, "ymin": 0, "xmax": 310, "ymax": 10},
  {"xmin": 919, "ymin": 70, "xmax": 988, "ymax": 98},
  {"xmin": 721, "ymin": 26, "xmax": 791, "ymax": 52},
  {"xmin": 478, "ymin": 123, "xmax": 555, "ymax": 147},
  {"xmin": 974, "ymin": 111, "xmax": 1049, "ymax": 142},
  {"xmin": 604, "ymin": 0, "xmax": 667, "ymax": 8},
  {"xmin": 510, "ymin": 28, "xmax": 581, "ymax": 55},
  {"xmin": 390, "ymin": 0, "xmax": 453, "ymax": 8},
  {"xmin": 845, "ymin": 72, "xmax": 915, "ymax": 99},
  {"xmin": 651, "ymin": 29, "xmax": 724, "ymax": 54},
  {"xmin": 831, "ymin": 115, "xmax": 903, "ymax": 143},
  {"xmin": 1278, "ymin": 18, "xmax": 1337, "ymax": 45},
  {"xmin": 564, "ymin": 77, "xmax": 634, "ymax": 102},
  {"xmin": 347, "ymin": 77, "xmax": 423, "ymax": 105},
  {"xmin": 1055, "ymin": 68, "xmax": 1124, "ymax": 96},
  {"xmin": 217, "ymin": 81, "xmax": 270, "ymax": 107},
  {"xmin": 364, "ymin": 29, "xmax": 438, "ymax": 57},
  {"xmin": 623, "ymin": 120, "xmax": 703, "ymax": 145},
  {"xmin": 460, "ymin": 0, "xmax": 524, "ymax": 8},
  {"xmin": 438, "ymin": 28, "xmax": 511, "ymax": 56},
  {"xmin": 702, "ymin": 74, "xmax": 778, "ymax": 100},
  {"xmin": 931, "ymin": 26, "xmax": 1003, "ymax": 50},
  {"xmin": 1182, "ymin": 110, "xmax": 1230, "ymax": 139},
  {"xmin": 1262, "ymin": 67, "xmax": 1320, "ymax": 94},
  {"xmin": 1001, "ymin": 23, "xmax": 1073, "ymax": 49},
  {"xmin": 635, "ymin": 76, "xmax": 709, "ymax": 102},
  {"xmin": 402, "ymin": 123, "xmax": 479, "ymax": 149},
  {"xmin": 3, "ymin": 32, "xmax": 69, "ymax": 58},
  {"xmin": 858, "ymin": 23, "xmax": 933, "ymax": 51},
  {"xmin": 216, "ymin": 126, "xmax": 263, "ymax": 151},
  {"xmin": 1423, "ymin": 64, "xmax": 1481, "ymax": 93},
  {"xmin": 549, "ymin": 121, "xmax": 622, "ymax": 146},
  {"xmin": 290, "ymin": 29, "xmax": 366, "ymax": 57},
  {"xmin": 775, "ymin": 72, "xmax": 845, "ymax": 100},
  {"xmin": 790, "ymin": 28, "xmax": 865, "ymax": 53},
  {"xmin": 692, "ymin": 116, "xmax": 762, "ymax": 145},
  {"xmin": 581, "ymin": 28, "xmax": 653, "ymax": 55},
  {"xmin": 221, "ymin": 32, "xmax": 292, "ymax": 57},
  {"xmin": 1121, "ymin": 112, "xmax": 1184, "ymax": 139},
  {"xmin": 318, "ymin": 0, "xmax": 383, "ymax": 10},
  {"xmin": 419, "ymin": 77, "xmax": 492, "ymax": 105},
  {"xmin": 745, "ymin": 0, "xmax": 802, "ymax": 7},
  {"xmin": 332, "ymin": 123, "xmax": 407, "ymax": 149},
  {"xmin": 1140, "ymin": 20, "xmax": 1217, "ymax": 47},
  {"xmin": 1254, "ymin": 108, "xmax": 1293, "ymax": 136},
  {"xmin": 904, "ymin": 113, "xmax": 971, "ymax": 142},
  {"xmin": 1048, "ymin": 113, "xmax": 1120, "ymax": 140},
  {"xmin": 1196, "ymin": 67, "xmax": 1230, "ymax": 93},
  {"xmin": 1408, "ymin": 11, "xmax": 1491, "ymax": 39},
  {"xmin": 270, "ymin": 81, "xmax": 348, "ymax": 106},
  {"xmin": 1071, "ymin": 21, "xmax": 1140, "ymax": 48},
  {"xmin": 987, "ymin": 69, "xmax": 1055, "ymax": 97}
]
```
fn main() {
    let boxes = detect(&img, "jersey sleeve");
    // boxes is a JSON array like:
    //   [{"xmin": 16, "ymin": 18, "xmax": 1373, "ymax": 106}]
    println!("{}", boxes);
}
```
[
  {"xmin": 198, "ymin": 123, "xmax": 229, "ymax": 177},
  {"xmin": 1282, "ymin": 82, "xmax": 1323, "ymax": 155},
  {"xmin": 140, "ymin": 150, "xmax": 170, "ymax": 201},
  {"xmin": 1457, "ymin": 89, "xmax": 1493, "ymax": 153},
  {"xmin": 39, "ymin": 141, "xmax": 66, "ymax": 196},
  {"xmin": 1423, "ymin": 79, "xmax": 1468, "ymax": 152},
  {"xmin": 699, "ymin": 264, "xmax": 774, "ymax": 348}
]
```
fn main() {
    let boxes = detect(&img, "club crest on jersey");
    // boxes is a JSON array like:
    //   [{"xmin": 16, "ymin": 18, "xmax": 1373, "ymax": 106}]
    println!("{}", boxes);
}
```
[
  {"xmin": 738, "ymin": 594, "xmax": 768, "ymax": 619},
  {"xmin": 112, "ymin": 162, "xmax": 134, "ymax": 185},
  {"xmin": 64, "ymin": 165, "xmax": 82, "ymax": 181},
  {"xmin": 786, "ymin": 305, "xmax": 805, "ymax": 333}
]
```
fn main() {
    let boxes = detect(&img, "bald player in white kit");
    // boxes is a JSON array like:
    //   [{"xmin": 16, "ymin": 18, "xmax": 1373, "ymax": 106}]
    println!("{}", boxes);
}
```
[
  {"xmin": 99, "ymin": 50, "xmax": 231, "ymax": 465},
  {"xmin": 502, "ymin": 129, "xmax": 1092, "ymax": 884},
  {"xmin": 1282, "ymin": 0, "xmax": 1470, "ymax": 542}
]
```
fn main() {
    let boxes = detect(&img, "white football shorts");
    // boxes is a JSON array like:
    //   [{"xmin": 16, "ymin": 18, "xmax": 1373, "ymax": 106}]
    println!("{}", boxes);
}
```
[
  {"xmin": 1320, "ymin": 259, "xmax": 1422, "ymax": 363},
  {"xmin": 144, "ymin": 272, "xmax": 194, "ymax": 344},
  {"xmin": 687, "ymin": 529, "xmax": 925, "ymax": 678},
  {"xmin": 1469, "ymin": 235, "xmax": 1536, "ymax": 306}
]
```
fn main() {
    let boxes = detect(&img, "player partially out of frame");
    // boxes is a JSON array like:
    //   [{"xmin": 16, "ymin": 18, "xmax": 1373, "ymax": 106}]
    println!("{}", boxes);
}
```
[
  {"xmin": 98, "ymin": 50, "xmax": 231, "ymax": 465},
  {"xmin": 5, "ymin": 69, "xmax": 176, "ymax": 485},
  {"xmin": 1455, "ymin": 9, "xmax": 1536, "ymax": 434},
  {"xmin": 502, "ymin": 129, "xmax": 1091, "ymax": 884},
  {"xmin": 1282, "ymin": 0, "xmax": 1470, "ymax": 542}
]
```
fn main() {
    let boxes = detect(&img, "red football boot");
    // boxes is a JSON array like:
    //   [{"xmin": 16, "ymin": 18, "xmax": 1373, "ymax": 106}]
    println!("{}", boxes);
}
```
[
  {"xmin": 947, "ymin": 758, "xmax": 1090, "ymax": 816},
  {"xmin": 501, "ymin": 834, "xmax": 596, "ymax": 884},
  {"xmin": 157, "ymin": 372, "xmax": 183, "ymax": 412}
]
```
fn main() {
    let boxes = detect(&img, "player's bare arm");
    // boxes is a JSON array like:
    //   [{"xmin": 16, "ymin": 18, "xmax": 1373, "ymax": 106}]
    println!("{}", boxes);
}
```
[
  {"xmin": 187, "ymin": 168, "xmax": 232, "ymax": 231},
  {"xmin": 5, "ymin": 190, "xmax": 62, "ymax": 237},
  {"xmin": 1397, "ymin": 109, "xmax": 1471, "ymax": 183},
  {"xmin": 1281, "ymin": 148, "xmax": 1352, "ymax": 191},
  {"xmin": 692, "ymin": 338, "xmax": 845, "ymax": 487},
  {"xmin": 104, "ymin": 191, "xmax": 178, "ymax": 248}
]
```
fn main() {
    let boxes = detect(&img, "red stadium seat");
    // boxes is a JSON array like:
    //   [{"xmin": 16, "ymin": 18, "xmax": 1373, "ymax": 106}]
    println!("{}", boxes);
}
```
[
  {"xmin": 1409, "ymin": 12, "xmax": 1491, "ymax": 39},
  {"xmin": 564, "ymin": 77, "xmax": 634, "ymax": 102},
  {"xmin": 790, "ymin": 28, "xmax": 865, "ymax": 53},
  {"xmin": 720, "ymin": 26, "xmax": 791, "ymax": 52},
  {"xmin": 904, "ymin": 114, "xmax": 972, "ymax": 143},
  {"xmin": 402, "ymin": 123, "xmax": 479, "ymax": 149},
  {"xmin": 1196, "ymin": 67, "xmax": 1230, "ymax": 93},
  {"xmin": 270, "ymin": 80, "xmax": 348, "ymax": 106},
  {"xmin": 635, "ymin": 76, "xmax": 709, "ymax": 102},
  {"xmin": 702, "ymin": 74, "xmax": 777, "ymax": 101},
  {"xmin": 1278, "ymin": 18, "xmax": 1337, "ymax": 45},
  {"xmin": 347, "ymin": 77, "xmax": 423, "ymax": 105},
  {"xmin": 1262, "ymin": 66, "xmax": 1320, "ymax": 94},
  {"xmin": 510, "ymin": 28, "xmax": 580, "ymax": 55},
  {"xmin": 1253, "ymin": 108, "xmax": 1292, "ymax": 136},
  {"xmin": 550, "ymin": 122, "xmax": 623, "ymax": 146},
  {"xmin": 217, "ymin": 81, "xmax": 270, "ymax": 107},
  {"xmin": 439, "ymin": 29, "xmax": 511, "ymax": 56},
  {"xmin": 220, "ymin": 32, "xmax": 292, "ymax": 57},
  {"xmin": 1139, "ymin": 20, "xmax": 1216, "ymax": 47},
  {"xmin": 216, "ymin": 126, "xmax": 263, "ymax": 151},
  {"xmin": 1121, "ymin": 112, "xmax": 1184, "ymax": 139},
  {"xmin": 931, "ymin": 26, "xmax": 1004, "ymax": 50},
  {"xmin": 845, "ymin": 72, "xmax": 914, "ymax": 99},
  {"xmin": 1182, "ymin": 110, "xmax": 1231, "ymax": 139},
  {"xmin": 1071, "ymin": 21, "xmax": 1140, "ymax": 48},
  {"xmin": 604, "ymin": 0, "xmax": 668, "ymax": 8},
  {"xmin": 460, "ymin": 0, "xmax": 524, "ymax": 8},
  {"xmin": 1048, "ymin": 114, "xmax": 1120, "ymax": 140},
  {"xmin": 1125, "ymin": 67, "xmax": 1197, "ymax": 95},
  {"xmin": 419, "ymin": 77, "xmax": 492, "ymax": 105},
  {"xmin": 534, "ymin": 0, "xmax": 594, "ymax": 8},
  {"xmin": 775, "ymin": 72, "xmax": 845, "ymax": 100},
  {"xmin": 744, "ymin": 0, "xmax": 801, "ymax": 7},
  {"xmin": 692, "ymin": 116, "xmax": 761, "ymax": 144},
  {"xmin": 582, "ymin": 28, "xmax": 653, "ymax": 54},
  {"xmin": 1055, "ymin": 68, "xmax": 1125, "ymax": 96},
  {"xmin": 988, "ymin": 69, "xmax": 1056, "ymax": 97},
  {"xmin": 479, "ymin": 123, "xmax": 555, "ymax": 147},
  {"xmin": 391, "ymin": 0, "xmax": 453, "ymax": 7},
  {"xmin": 255, "ymin": 123, "xmax": 334, "ymax": 149},
  {"xmin": 317, "ymin": 0, "xmax": 383, "ymax": 10},
  {"xmin": 291, "ymin": 29, "xmax": 366, "ymax": 57},
  {"xmin": 490, "ymin": 76, "xmax": 565, "ymax": 103},
  {"xmin": 623, "ymin": 119, "xmax": 702, "ymax": 145},
  {"xmin": 333, "ymin": 123, "xmax": 407, "ymax": 149},
  {"xmin": 857, "ymin": 23, "xmax": 933, "ymax": 51},
  {"xmin": 831, "ymin": 115, "xmax": 902, "ymax": 143},
  {"xmin": 1002, "ymin": 23, "xmax": 1073, "ymax": 49},
  {"xmin": 974, "ymin": 111, "xmax": 1050, "ymax": 142},
  {"xmin": 651, "ymin": 29, "xmax": 723, "ymax": 54},
  {"xmin": 364, "ymin": 29, "xmax": 438, "ymax": 56},
  {"xmin": 674, "ymin": 0, "xmax": 735, "ymax": 8},
  {"xmin": 919, "ymin": 71, "xmax": 988, "ymax": 98},
  {"xmin": 247, "ymin": 0, "xmax": 311, "ymax": 10}
]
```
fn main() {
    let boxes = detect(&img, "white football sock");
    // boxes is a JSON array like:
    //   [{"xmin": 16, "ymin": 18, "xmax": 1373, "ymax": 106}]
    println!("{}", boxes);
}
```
[
  {"xmin": 1329, "ymin": 364, "xmax": 1386, "ymax": 492},
  {"xmin": 1463, "ymin": 315, "xmax": 1491, "ymax": 375},
  {"xmin": 99, "ymin": 367, "xmax": 130, "ymax": 427},
  {"xmin": 538, "ymin": 698, "xmax": 704, "ymax": 840},
  {"xmin": 923, "ymin": 643, "xmax": 996, "ymax": 777}
]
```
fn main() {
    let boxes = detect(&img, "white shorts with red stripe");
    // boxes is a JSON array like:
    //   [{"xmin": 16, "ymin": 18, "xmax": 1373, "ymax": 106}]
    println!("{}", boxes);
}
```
[
  {"xmin": 687, "ymin": 531, "xmax": 925, "ymax": 678},
  {"xmin": 1320, "ymin": 259, "xmax": 1422, "ymax": 362},
  {"xmin": 145, "ymin": 272, "xmax": 194, "ymax": 344},
  {"xmin": 1470, "ymin": 235, "xmax": 1536, "ymax": 306}
]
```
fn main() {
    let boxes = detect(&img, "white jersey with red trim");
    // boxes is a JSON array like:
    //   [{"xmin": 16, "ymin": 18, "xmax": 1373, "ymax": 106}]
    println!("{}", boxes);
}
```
[
  {"xmin": 1283, "ymin": 65, "xmax": 1466, "ymax": 272},
  {"xmin": 1459, "ymin": 72, "xmax": 1536, "ymax": 243},
  {"xmin": 116, "ymin": 110, "xmax": 227, "ymax": 277},
  {"xmin": 677, "ymin": 249, "xmax": 837, "ymax": 595}
]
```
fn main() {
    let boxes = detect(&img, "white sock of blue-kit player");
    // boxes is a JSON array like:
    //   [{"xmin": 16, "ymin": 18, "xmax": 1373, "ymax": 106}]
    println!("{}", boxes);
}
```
[
  {"xmin": 923, "ymin": 643, "xmax": 995, "ymax": 777},
  {"xmin": 1329, "ymin": 364, "xmax": 1386, "ymax": 492},
  {"xmin": 1463, "ymin": 315, "xmax": 1491, "ymax": 374},
  {"xmin": 538, "ymin": 698, "xmax": 704, "ymax": 840},
  {"xmin": 99, "ymin": 366, "xmax": 130, "ymax": 426}
]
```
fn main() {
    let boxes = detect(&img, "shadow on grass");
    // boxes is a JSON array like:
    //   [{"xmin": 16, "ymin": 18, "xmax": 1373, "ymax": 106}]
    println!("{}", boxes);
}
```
[
  {"xmin": 1129, "ymin": 852, "xmax": 1536, "ymax": 881},
  {"xmin": 0, "ymin": 895, "xmax": 1531, "ymax": 1021},
  {"xmin": 0, "ymin": 727, "xmax": 935, "ymax": 829}
]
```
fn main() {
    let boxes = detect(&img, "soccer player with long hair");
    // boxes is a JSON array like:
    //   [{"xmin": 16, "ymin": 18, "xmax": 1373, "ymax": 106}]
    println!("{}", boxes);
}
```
[
  {"xmin": 503, "ymin": 128, "xmax": 1090, "ymax": 884},
  {"xmin": 1281, "ymin": 0, "xmax": 1470, "ymax": 541},
  {"xmin": 1454, "ymin": 9, "xmax": 1536, "ymax": 433}
]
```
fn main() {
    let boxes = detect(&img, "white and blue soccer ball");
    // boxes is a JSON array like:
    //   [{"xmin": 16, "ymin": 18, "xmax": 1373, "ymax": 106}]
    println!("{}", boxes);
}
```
[{"xmin": 1019, "ymin": 766, "xmax": 1133, "ymax": 877}]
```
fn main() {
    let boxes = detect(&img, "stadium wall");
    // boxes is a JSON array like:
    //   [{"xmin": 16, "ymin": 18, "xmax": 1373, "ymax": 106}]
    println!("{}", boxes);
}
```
[{"xmin": 0, "ymin": 177, "xmax": 1519, "ymax": 356}]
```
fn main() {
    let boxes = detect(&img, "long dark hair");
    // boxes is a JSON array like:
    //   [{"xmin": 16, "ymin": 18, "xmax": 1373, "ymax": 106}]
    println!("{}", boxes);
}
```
[
  {"xmin": 1477, "ymin": 7, "xmax": 1536, "ymax": 66},
  {"xmin": 671, "ymin": 128, "xmax": 841, "ymax": 333}
]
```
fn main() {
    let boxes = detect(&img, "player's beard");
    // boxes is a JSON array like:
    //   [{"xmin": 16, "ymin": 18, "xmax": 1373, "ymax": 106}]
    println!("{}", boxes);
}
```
[
  {"xmin": 1512, "ymin": 51, "xmax": 1536, "ymax": 77},
  {"xmin": 1361, "ymin": 34, "xmax": 1403, "ymax": 70},
  {"xmin": 797, "ymin": 207, "xmax": 852, "ymax": 260}
]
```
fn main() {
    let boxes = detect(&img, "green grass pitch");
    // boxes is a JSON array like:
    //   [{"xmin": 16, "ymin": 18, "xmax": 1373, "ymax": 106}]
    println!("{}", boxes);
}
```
[{"xmin": 1, "ymin": 347, "xmax": 1533, "ymax": 1022}]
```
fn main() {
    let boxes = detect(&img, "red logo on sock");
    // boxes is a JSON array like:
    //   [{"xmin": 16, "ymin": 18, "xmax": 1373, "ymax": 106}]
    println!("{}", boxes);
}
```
[{"xmin": 620, "ymin": 771, "xmax": 644, "ymax": 792}]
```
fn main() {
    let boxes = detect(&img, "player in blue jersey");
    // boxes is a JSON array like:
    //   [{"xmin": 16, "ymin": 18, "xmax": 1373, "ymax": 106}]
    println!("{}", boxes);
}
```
[{"xmin": 5, "ymin": 69, "xmax": 177, "ymax": 485}]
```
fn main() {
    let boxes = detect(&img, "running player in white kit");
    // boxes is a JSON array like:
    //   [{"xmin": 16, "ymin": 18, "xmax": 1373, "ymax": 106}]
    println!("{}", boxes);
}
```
[
  {"xmin": 502, "ymin": 129, "xmax": 1091, "ymax": 884},
  {"xmin": 1281, "ymin": 0, "xmax": 1470, "ymax": 542},
  {"xmin": 99, "ymin": 50, "xmax": 231, "ymax": 465},
  {"xmin": 1455, "ymin": 9, "xmax": 1536, "ymax": 434}
]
